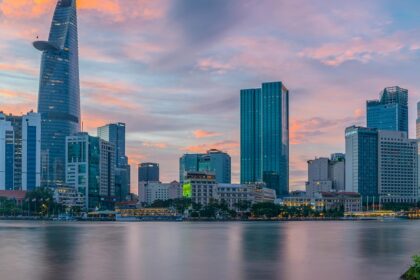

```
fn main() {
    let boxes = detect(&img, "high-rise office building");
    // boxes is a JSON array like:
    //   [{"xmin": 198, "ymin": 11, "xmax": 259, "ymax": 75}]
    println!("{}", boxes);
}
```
[
  {"xmin": 367, "ymin": 86, "xmax": 408, "ymax": 133},
  {"xmin": 417, "ymin": 101, "xmax": 420, "ymax": 139},
  {"xmin": 66, "ymin": 133, "xmax": 115, "ymax": 210},
  {"xmin": 138, "ymin": 162, "xmax": 160, "ymax": 182},
  {"xmin": 417, "ymin": 101, "xmax": 420, "ymax": 201},
  {"xmin": 378, "ymin": 131, "xmax": 418, "ymax": 204},
  {"xmin": 241, "ymin": 88, "xmax": 262, "ymax": 185},
  {"xmin": 0, "ymin": 116, "xmax": 14, "ymax": 190},
  {"xmin": 34, "ymin": 0, "xmax": 81, "ymax": 186},
  {"xmin": 240, "ymin": 81, "xmax": 289, "ymax": 196},
  {"xmin": 346, "ymin": 126, "xmax": 418, "ymax": 204},
  {"xmin": 97, "ymin": 123, "xmax": 127, "ymax": 167},
  {"xmin": 179, "ymin": 149, "xmax": 231, "ymax": 184},
  {"xmin": 345, "ymin": 126, "xmax": 379, "ymax": 202},
  {"xmin": 97, "ymin": 123, "xmax": 130, "ymax": 201},
  {"xmin": 0, "ymin": 112, "xmax": 41, "ymax": 191}
]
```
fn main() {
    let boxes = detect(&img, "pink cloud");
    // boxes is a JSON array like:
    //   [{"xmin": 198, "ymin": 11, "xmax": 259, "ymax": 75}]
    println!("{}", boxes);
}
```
[
  {"xmin": 182, "ymin": 140, "xmax": 239, "ymax": 155},
  {"xmin": 197, "ymin": 58, "xmax": 232, "ymax": 74},
  {"xmin": 299, "ymin": 36, "xmax": 405, "ymax": 66},
  {"xmin": 193, "ymin": 129, "xmax": 221, "ymax": 139},
  {"xmin": 0, "ymin": 0, "xmax": 166, "ymax": 21}
]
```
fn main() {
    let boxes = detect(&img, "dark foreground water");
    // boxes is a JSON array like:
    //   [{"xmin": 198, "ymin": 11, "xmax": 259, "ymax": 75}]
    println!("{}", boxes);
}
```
[{"xmin": 0, "ymin": 220, "xmax": 419, "ymax": 280}]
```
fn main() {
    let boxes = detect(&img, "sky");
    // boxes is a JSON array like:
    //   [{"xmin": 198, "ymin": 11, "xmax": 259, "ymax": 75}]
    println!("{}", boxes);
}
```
[{"xmin": 1, "ymin": 0, "xmax": 420, "ymax": 193}]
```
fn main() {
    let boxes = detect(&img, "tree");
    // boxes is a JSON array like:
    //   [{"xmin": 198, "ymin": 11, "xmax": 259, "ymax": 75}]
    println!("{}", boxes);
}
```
[
  {"xmin": 251, "ymin": 202, "xmax": 280, "ymax": 218},
  {"xmin": 24, "ymin": 187, "xmax": 65, "ymax": 217},
  {"xmin": 402, "ymin": 255, "xmax": 420, "ymax": 280},
  {"xmin": 234, "ymin": 200, "xmax": 252, "ymax": 212}
]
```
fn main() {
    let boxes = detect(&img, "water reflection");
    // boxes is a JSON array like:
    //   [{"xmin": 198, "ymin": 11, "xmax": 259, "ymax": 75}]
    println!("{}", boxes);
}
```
[
  {"xmin": 0, "ymin": 221, "xmax": 420, "ymax": 280},
  {"xmin": 41, "ymin": 225, "xmax": 79, "ymax": 280},
  {"xmin": 241, "ymin": 222, "xmax": 283, "ymax": 279}
]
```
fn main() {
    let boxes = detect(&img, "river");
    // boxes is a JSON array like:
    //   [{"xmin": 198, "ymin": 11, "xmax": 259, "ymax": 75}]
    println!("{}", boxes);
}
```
[{"xmin": 0, "ymin": 220, "xmax": 418, "ymax": 280}]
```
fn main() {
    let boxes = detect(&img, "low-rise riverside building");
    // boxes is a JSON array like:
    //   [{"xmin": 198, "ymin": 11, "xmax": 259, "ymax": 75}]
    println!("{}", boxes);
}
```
[
  {"xmin": 217, "ymin": 183, "xmax": 276, "ymax": 210},
  {"xmin": 138, "ymin": 181, "xmax": 182, "ymax": 205},
  {"xmin": 283, "ymin": 192, "xmax": 361, "ymax": 213},
  {"xmin": 183, "ymin": 172, "xmax": 218, "ymax": 206},
  {"xmin": 53, "ymin": 186, "xmax": 85, "ymax": 208},
  {"xmin": 182, "ymin": 172, "xmax": 276, "ymax": 208}
]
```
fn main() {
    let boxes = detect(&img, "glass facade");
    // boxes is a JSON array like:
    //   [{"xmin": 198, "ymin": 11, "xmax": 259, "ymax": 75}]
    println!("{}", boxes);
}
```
[
  {"xmin": 138, "ymin": 163, "xmax": 160, "ymax": 182},
  {"xmin": 98, "ymin": 123, "xmax": 129, "ymax": 202},
  {"xmin": 5, "ymin": 116, "xmax": 22, "ymax": 189},
  {"xmin": 179, "ymin": 150, "xmax": 231, "ymax": 184},
  {"xmin": 26, "ymin": 126, "xmax": 37, "ymax": 191},
  {"xmin": 5, "ymin": 137, "xmax": 14, "ymax": 190},
  {"xmin": 345, "ymin": 126, "xmax": 379, "ymax": 200},
  {"xmin": 367, "ymin": 86, "xmax": 408, "ymax": 133},
  {"xmin": 34, "ymin": 0, "xmax": 80, "ymax": 186},
  {"xmin": 97, "ymin": 123, "xmax": 127, "ymax": 167},
  {"xmin": 240, "ymin": 89, "xmax": 262, "ymax": 185},
  {"xmin": 240, "ymin": 82, "xmax": 289, "ymax": 197}
]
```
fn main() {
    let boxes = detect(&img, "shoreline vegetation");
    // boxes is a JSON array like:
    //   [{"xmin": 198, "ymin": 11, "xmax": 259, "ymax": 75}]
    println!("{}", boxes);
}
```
[
  {"xmin": 401, "ymin": 255, "xmax": 420, "ymax": 280},
  {"xmin": 0, "ymin": 189, "xmax": 418, "ymax": 222}
]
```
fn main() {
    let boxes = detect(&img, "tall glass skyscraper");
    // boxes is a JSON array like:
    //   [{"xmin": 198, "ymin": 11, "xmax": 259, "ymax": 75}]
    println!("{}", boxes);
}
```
[
  {"xmin": 97, "ymin": 123, "xmax": 127, "ymax": 167},
  {"xmin": 345, "ymin": 126, "xmax": 378, "ymax": 202},
  {"xmin": 367, "ymin": 86, "xmax": 408, "ymax": 133},
  {"xmin": 97, "ymin": 123, "xmax": 130, "ymax": 201},
  {"xmin": 34, "ymin": 0, "xmax": 80, "ymax": 186},
  {"xmin": 240, "ymin": 81, "xmax": 289, "ymax": 197}
]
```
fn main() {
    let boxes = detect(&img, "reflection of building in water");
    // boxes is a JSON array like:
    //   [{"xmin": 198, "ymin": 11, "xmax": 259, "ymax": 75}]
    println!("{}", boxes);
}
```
[{"xmin": 240, "ymin": 223, "xmax": 283, "ymax": 280}]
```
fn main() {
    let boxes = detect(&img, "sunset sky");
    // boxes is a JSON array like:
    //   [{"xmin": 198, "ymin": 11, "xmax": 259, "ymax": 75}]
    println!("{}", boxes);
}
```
[{"xmin": 1, "ymin": 0, "xmax": 420, "ymax": 192}]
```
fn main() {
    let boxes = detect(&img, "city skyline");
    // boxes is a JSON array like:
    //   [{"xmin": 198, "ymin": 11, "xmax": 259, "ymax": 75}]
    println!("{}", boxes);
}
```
[{"xmin": 3, "ymin": 1, "xmax": 420, "ymax": 191}]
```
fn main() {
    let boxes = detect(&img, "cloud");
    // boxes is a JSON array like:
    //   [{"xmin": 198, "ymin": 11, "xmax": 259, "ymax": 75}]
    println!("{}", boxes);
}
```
[
  {"xmin": 193, "ymin": 129, "xmax": 221, "ymax": 139},
  {"xmin": 0, "ymin": 0, "xmax": 54, "ymax": 19},
  {"xmin": 0, "ymin": 0, "xmax": 165, "ymax": 21},
  {"xmin": 182, "ymin": 140, "xmax": 238, "ymax": 155},
  {"xmin": 142, "ymin": 142, "xmax": 168, "ymax": 149},
  {"xmin": 196, "ymin": 58, "xmax": 232, "ymax": 74},
  {"xmin": 299, "ymin": 36, "xmax": 407, "ymax": 66}
]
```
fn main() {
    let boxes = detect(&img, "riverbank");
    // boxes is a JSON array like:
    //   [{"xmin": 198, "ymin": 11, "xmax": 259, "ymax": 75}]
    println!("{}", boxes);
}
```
[{"xmin": 0, "ymin": 216, "xmax": 404, "ymax": 222}]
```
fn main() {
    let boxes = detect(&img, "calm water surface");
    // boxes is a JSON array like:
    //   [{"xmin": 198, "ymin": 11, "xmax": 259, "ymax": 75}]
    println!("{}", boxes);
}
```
[{"xmin": 0, "ymin": 220, "xmax": 419, "ymax": 280}]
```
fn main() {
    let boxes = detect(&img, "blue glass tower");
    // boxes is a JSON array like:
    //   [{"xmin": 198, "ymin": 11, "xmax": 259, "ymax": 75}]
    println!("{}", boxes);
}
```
[
  {"xmin": 240, "ymin": 88, "xmax": 262, "ymax": 185},
  {"xmin": 34, "ymin": 0, "xmax": 80, "ymax": 186},
  {"xmin": 240, "ymin": 82, "xmax": 289, "ymax": 197},
  {"xmin": 366, "ymin": 86, "xmax": 408, "ymax": 133},
  {"xmin": 345, "ymin": 126, "xmax": 378, "ymax": 201},
  {"xmin": 97, "ymin": 123, "xmax": 127, "ymax": 167}
]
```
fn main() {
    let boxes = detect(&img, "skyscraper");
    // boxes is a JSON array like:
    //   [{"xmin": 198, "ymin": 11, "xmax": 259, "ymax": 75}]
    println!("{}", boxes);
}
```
[
  {"xmin": 138, "ymin": 162, "xmax": 160, "ymax": 182},
  {"xmin": 0, "ymin": 116, "xmax": 14, "ymax": 190},
  {"xmin": 66, "ymin": 133, "xmax": 115, "ymax": 210},
  {"xmin": 367, "ymin": 86, "xmax": 408, "ymax": 133},
  {"xmin": 345, "ymin": 126, "xmax": 378, "ymax": 202},
  {"xmin": 0, "ymin": 112, "xmax": 41, "ymax": 191},
  {"xmin": 417, "ymin": 101, "xmax": 420, "ymax": 139},
  {"xmin": 34, "ymin": 0, "xmax": 80, "ymax": 186},
  {"xmin": 377, "ymin": 131, "xmax": 418, "ymax": 204},
  {"xmin": 97, "ymin": 123, "xmax": 130, "ymax": 201},
  {"xmin": 179, "ymin": 149, "xmax": 231, "ymax": 184},
  {"xmin": 240, "ymin": 81, "xmax": 289, "ymax": 197},
  {"xmin": 240, "ymin": 88, "xmax": 262, "ymax": 185},
  {"xmin": 98, "ymin": 123, "xmax": 127, "ymax": 167}
]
